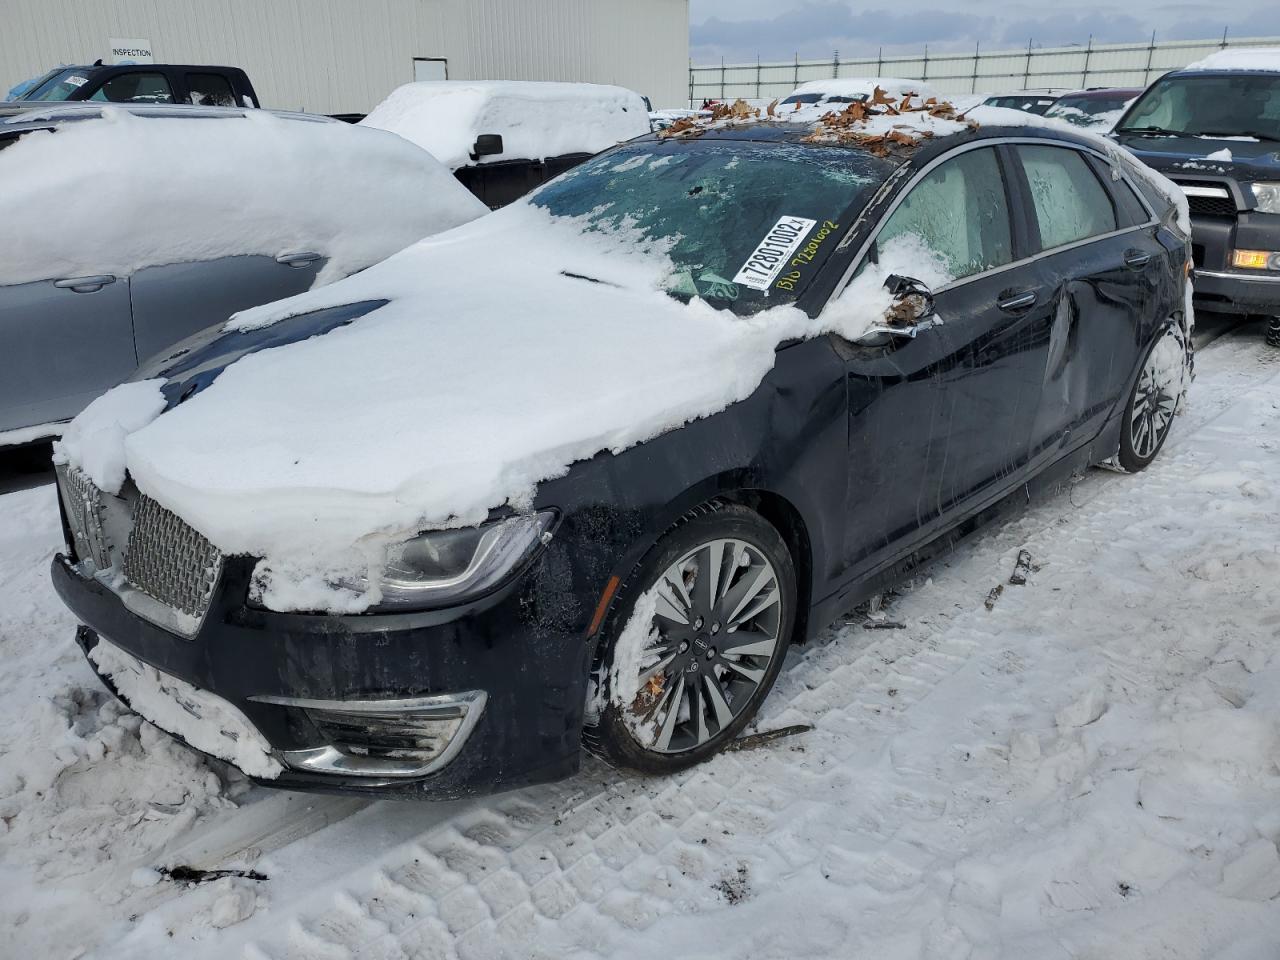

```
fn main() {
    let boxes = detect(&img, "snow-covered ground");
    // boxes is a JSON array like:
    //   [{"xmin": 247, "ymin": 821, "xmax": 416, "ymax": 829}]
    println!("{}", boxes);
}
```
[{"xmin": 1, "ymin": 323, "xmax": 1278, "ymax": 959}]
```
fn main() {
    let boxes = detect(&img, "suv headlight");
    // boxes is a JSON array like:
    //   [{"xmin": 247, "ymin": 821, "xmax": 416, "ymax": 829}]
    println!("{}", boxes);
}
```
[
  {"xmin": 369, "ymin": 511, "xmax": 557, "ymax": 611},
  {"xmin": 1250, "ymin": 182, "xmax": 1280, "ymax": 214}
]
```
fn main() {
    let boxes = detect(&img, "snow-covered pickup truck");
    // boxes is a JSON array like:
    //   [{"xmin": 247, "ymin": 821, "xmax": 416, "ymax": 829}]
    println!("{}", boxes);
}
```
[
  {"xmin": 51, "ymin": 97, "xmax": 1192, "ymax": 799},
  {"xmin": 0, "ymin": 104, "xmax": 485, "ymax": 447},
  {"xmin": 360, "ymin": 80, "xmax": 652, "ymax": 208}
]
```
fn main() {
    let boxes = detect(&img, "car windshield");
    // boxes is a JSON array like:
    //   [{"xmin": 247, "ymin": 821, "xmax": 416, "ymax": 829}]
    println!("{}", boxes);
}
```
[
  {"xmin": 1117, "ymin": 74, "xmax": 1280, "ymax": 140},
  {"xmin": 23, "ymin": 68, "xmax": 94, "ymax": 101},
  {"xmin": 780, "ymin": 92, "xmax": 863, "ymax": 106},
  {"xmin": 529, "ymin": 140, "xmax": 892, "ymax": 315},
  {"xmin": 986, "ymin": 95, "xmax": 1055, "ymax": 113}
]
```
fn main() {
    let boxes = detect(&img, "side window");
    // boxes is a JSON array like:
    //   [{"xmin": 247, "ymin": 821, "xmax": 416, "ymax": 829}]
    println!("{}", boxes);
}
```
[
  {"xmin": 875, "ymin": 147, "xmax": 1013, "ymax": 282},
  {"xmin": 1092, "ymin": 160, "xmax": 1151, "ymax": 228},
  {"xmin": 1017, "ymin": 145, "xmax": 1117, "ymax": 251},
  {"xmin": 187, "ymin": 73, "xmax": 236, "ymax": 107},
  {"xmin": 89, "ymin": 72, "xmax": 175, "ymax": 104}
]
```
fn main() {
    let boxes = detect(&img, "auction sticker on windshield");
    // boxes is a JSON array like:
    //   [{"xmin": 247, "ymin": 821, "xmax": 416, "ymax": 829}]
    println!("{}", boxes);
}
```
[{"xmin": 733, "ymin": 215, "xmax": 817, "ymax": 291}]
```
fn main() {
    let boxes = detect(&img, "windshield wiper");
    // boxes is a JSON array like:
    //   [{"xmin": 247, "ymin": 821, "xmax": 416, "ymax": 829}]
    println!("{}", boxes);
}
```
[
  {"xmin": 1198, "ymin": 129, "xmax": 1280, "ymax": 143},
  {"xmin": 1115, "ymin": 125, "xmax": 1187, "ymax": 137}
]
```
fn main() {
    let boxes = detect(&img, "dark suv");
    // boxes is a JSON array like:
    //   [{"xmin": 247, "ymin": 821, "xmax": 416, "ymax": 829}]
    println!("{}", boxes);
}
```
[
  {"xmin": 7, "ymin": 63, "xmax": 257, "ymax": 111},
  {"xmin": 1113, "ymin": 56, "xmax": 1280, "ymax": 346}
]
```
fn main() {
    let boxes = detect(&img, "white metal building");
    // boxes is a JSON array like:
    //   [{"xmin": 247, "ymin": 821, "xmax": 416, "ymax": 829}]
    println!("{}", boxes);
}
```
[{"xmin": 3, "ymin": 0, "xmax": 690, "ymax": 113}]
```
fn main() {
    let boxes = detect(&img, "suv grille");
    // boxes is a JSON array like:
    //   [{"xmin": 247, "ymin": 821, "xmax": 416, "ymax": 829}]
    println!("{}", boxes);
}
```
[
  {"xmin": 123, "ymin": 496, "xmax": 223, "ymax": 621},
  {"xmin": 1186, "ymin": 195, "xmax": 1237, "ymax": 217}
]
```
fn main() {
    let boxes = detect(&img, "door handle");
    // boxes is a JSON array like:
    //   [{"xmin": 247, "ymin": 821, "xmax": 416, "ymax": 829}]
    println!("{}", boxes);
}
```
[
  {"xmin": 997, "ymin": 290, "xmax": 1037, "ymax": 312},
  {"xmin": 1123, "ymin": 250, "xmax": 1152, "ymax": 270},
  {"xmin": 276, "ymin": 251, "xmax": 322, "ymax": 267},
  {"xmin": 54, "ymin": 275, "xmax": 115, "ymax": 293}
]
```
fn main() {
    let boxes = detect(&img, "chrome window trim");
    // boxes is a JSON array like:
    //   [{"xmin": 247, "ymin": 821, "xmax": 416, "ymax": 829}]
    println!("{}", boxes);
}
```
[{"xmin": 829, "ymin": 136, "xmax": 1161, "ymax": 303}]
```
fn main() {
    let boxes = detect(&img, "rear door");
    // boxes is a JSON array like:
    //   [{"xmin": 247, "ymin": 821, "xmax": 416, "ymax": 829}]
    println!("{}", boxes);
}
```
[
  {"xmin": 129, "ymin": 254, "xmax": 324, "ymax": 363},
  {"xmin": 1007, "ymin": 142, "xmax": 1162, "ymax": 462},
  {"xmin": 0, "ymin": 275, "xmax": 136, "ymax": 431},
  {"xmin": 833, "ymin": 144, "xmax": 1052, "ymax": 570}
]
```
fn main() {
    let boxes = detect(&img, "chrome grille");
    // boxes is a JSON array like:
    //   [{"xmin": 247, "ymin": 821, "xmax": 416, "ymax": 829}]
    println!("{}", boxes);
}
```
[
  {"xmin": 57, "ymin": 465, "xmax": 112, "ymax": 571},
  {"xmin": 123, "ymin": 496, "xmax": 223, "ymax": 621}
]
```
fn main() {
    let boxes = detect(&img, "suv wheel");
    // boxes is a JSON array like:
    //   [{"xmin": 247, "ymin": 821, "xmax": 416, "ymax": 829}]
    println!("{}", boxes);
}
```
[
  {"xmin": 1117, "ymin": 324, "xmax": 1187, "ymax": 472},
  {"xmin": 1267, "ymin": 316, "xmax": 1280, "ymax": 348},
  {"xmin": 586, "ymin": 503, "xmax": 796, "ymax": 774}
]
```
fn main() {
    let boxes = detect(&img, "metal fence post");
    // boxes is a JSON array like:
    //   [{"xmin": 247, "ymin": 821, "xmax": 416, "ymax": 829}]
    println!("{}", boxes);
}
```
[
  {"xmin": 1081, "ymin": 36, "xmax": 1093, "ymax": 87},
  {"xmin": 794, "ymin": 53, "xmax": 799, "ymax": 88},
  {"xmin": 720, "ymin": 57, "xmax": 726, "ymax": 101},
  {"xmin": 688, "ymin": 60, "xmax": 694, "ymax": 107},
  {"xmin": 1023, "ymin": 39, "xmax": 1033, "ymax": 89},
  {"xmin": 1143, "ymin": 31, "xmax": 1156, "ymax": 85},
  {"xmin": 877, "ymin": 46, "xmax": 883, "ymax": 76},
  {"xmin": 756, "ymin": 56, "xmax": 761, "ymax": 99},
  {"xmin": 833, "ymin": 50, "xmax": 840, "ymax": 79},
  {"xmin": 972, "ymin": 41, "xmax": 980, "ymax": 92},
  {"xmin": 922, "ymin": 44, "xmax": 929, "ymax": 81}
]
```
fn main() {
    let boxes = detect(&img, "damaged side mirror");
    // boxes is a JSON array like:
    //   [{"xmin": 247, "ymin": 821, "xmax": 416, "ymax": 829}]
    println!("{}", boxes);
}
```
[{"xmin": 858, "ymin": 274, "xmax": 941, "ymax": 342}]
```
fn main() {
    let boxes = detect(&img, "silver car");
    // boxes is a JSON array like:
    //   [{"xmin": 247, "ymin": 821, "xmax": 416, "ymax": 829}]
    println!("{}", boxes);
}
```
[{"xmin": 0, "ymin": 104, "xmax": 470, "ymax": 446}]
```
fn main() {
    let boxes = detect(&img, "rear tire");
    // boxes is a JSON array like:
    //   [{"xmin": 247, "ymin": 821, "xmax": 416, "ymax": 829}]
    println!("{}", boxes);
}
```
[
  {"xmin": 1117, "ymin": 324, "xmax": 1187, "ymax": 473},
  {"xmin": 586, "ymin": 503, "xmax": 796, "ymax": 775}
]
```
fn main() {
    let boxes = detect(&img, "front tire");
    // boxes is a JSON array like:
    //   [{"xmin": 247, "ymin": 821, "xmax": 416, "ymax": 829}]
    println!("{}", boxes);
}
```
[
  {"xmin": 1117, "ymin": 324, "xmax": 1188, "ymax": 472},
  {"xmin": 586, "ymin": 503, "xmax": 796, "ymax": 775},
  {"xmin": 1267, "ymin": 316, "xmax": 1280, "ymax": 348}
]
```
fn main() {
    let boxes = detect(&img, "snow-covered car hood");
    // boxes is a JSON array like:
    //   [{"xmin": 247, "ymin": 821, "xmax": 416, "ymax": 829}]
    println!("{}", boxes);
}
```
[{"xmin": 57, "ymin": 202, "xmax": 885, "ymax": 609}]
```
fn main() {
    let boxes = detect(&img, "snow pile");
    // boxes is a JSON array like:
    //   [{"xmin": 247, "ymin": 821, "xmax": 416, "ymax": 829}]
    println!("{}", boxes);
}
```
[
  {"xmin": 89, "ymin": 639, "xmax": 282, "ymax": 778},
  {"xmin": 1206, "ymin": 147, "xmax": 1233, "ymax": 162},
  {"xmin": 1184, "ymin": 47, "xmax": 1280, "ymax": 72},
  {"xmin": 58, "ymin": 199, "xmax": 940, "ymax": 612},
  {"xmin": 0, "ymin": 107, "xmax": 486, "ymax": 288},
  {"xmin": 361, "ymin": 81, "xmax": 650, "ymax": 169},
  {"xmin": 52, "ymin": 379, "xmax": 166, "ymax": 494}
]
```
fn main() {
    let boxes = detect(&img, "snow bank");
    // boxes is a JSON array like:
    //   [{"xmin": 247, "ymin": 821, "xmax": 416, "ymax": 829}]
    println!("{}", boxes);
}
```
[
  {"xmin": 0, "ymin": 108, "xmax": 486, "ymax": 289},
  {"xmin": 1184, "ymin": 48, "xmax": 1280, "ymax": 72},
  {"xmin": 361, "ymin": 81, "xmax": 650, "ymax": 169}
]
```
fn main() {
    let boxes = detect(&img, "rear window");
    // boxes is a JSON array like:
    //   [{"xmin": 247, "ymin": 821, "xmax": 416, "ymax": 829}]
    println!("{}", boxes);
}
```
[
  {"xmin": 1016, "ymin": 145, "xmax": 1117, "ymax": 250},
  {"xmin": 187, "ymin": 73, "xmax": 236, "ymax": 107}
]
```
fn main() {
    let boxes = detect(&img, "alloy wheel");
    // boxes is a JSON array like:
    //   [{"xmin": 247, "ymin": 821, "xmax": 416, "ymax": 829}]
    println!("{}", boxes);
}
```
[
  {"xmin": 1129, "ymin": 339, "xmax": 1181, "ymax": 460},
  {"xmin": 619, "ymin": 538, "xmax": 783, "ymax": 754}
]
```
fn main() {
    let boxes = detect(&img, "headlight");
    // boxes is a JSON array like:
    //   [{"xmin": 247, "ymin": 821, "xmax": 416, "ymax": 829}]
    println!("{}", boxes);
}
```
[
  {"xmin": 371, "ymin": 511, "xmax": 556, "ymax": 610},
  {"xmin": 1250, "ymin": 182, "xmax": 1280, "ymax": 214}
]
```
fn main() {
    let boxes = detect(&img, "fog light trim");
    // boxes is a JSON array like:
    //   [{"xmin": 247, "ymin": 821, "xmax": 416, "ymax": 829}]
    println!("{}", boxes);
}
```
[{"xmin": 251, "ymin": 690, "xmax": 487, "ymax": 779}]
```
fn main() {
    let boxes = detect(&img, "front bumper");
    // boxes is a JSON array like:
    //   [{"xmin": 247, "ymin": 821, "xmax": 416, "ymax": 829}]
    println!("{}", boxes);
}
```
[
  {"xmin": 1189, "ymin": 211, "xmax": 1280, "ymax": 315},
  {"xmin": 1192, "ymin": 268, "xmax": 1280, "ymax": 315},
  {"xmin": 53, "ymin": 552, "xmax": 589, "ymax": 798}
]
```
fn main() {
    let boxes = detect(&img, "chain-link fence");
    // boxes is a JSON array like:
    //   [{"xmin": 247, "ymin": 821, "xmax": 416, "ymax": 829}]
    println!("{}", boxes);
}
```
[{"xmin": 688, "ymin": 35, "xmax": 1280, "ymax": 106}]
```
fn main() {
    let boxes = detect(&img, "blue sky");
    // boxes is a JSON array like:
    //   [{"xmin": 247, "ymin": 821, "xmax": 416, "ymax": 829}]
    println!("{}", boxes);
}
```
[{"xmin": 689, "ymin": 1, "xmax": 1280, "ymax": 63}]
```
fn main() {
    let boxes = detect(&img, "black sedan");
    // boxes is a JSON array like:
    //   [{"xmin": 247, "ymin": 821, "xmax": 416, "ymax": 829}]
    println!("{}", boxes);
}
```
[{"xmin": 52, "ymin": 111, "xmax": 1192, "ymax": 797}]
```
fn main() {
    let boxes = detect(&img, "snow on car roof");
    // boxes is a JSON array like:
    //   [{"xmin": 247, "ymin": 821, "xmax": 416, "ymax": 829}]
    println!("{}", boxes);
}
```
[
  {"xmin": 0, "ymin": 106, "xmax": 486, "ymax": 290},
  {"xmin": 1182, "ymin": 48, "xmax": 1280, "ymax": 72},
  {"xmin": 787, "ymin": 77, "xmax": 938, "ymax": 101},
  {"xmin": 360, "ymin": 80, "xmax": 651, "ymax": 170},
  {"xmin": 660, "ymin": 90, "xmax": 975, "ymax": 156}
]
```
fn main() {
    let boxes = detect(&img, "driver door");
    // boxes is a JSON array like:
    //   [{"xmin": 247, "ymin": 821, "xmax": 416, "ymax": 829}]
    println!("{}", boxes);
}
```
[{"xmin": 832, "ymin": 145, "xmax": 1054, "ymax": 572}]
